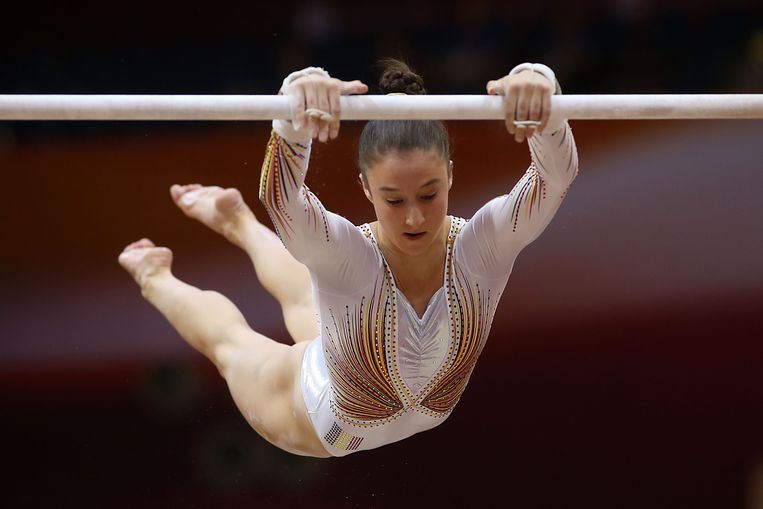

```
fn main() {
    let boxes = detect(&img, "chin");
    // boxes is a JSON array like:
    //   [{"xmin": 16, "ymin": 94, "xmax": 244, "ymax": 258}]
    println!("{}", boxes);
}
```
[{"xmin": 396, "ymin": 234, "xmax": 434, "ymax": 255}]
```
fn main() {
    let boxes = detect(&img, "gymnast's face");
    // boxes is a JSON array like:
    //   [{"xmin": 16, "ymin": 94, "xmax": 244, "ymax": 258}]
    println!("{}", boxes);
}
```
[{"xmin": 361, "ymin": 148, "xmax": 452, "ymax": 257}]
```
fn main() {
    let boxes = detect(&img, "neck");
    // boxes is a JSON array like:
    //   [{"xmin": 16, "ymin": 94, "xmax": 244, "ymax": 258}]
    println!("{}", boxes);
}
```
[{"xmin": 373, "ymin": 217, "xmax": 450, "ymax": 280}]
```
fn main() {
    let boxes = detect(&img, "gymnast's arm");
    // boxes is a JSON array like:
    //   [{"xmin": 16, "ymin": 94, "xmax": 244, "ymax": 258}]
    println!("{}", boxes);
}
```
[
  {"xmin": 458, "ymin": 64, "xmax": 580, "ymax": 277},
  {"xmin": 258, "ymin": 68, "xmax": 376, "ymax": 294}
]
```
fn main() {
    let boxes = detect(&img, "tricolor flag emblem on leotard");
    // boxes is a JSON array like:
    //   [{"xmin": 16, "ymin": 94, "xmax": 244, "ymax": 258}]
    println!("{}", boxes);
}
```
[{"xmin": 324, "ymin": 422, "xmax": 364, "ymax": 451}]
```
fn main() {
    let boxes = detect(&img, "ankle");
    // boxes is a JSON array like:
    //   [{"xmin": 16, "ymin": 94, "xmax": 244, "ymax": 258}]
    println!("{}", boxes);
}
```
[
  {"xmin": 227, "ymin": 210, "xmax": 262, "ymax": 248},
  {"xmin": 139, "ymin": 268, "xmax": 173, "ymax": 297}
]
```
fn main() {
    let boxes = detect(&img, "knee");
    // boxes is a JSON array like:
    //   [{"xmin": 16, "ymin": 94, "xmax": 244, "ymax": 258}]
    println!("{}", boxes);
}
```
[
  {"xmin": 214, "ymin": 332, "xmax": 294, "ymax": 389},
  {"xmin": 202, "ymin": 323, "xmax": 254, "ymax": 377},
  {"xmin": 212, "ymin": 343, "xmax": 239, "ymax": 377}
]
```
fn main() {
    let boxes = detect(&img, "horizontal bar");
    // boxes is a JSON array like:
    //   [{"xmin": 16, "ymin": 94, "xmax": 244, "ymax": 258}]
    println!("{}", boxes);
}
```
[{"xmin": 0, "ymin": 94, "xmax": 762, "ymax": 121}]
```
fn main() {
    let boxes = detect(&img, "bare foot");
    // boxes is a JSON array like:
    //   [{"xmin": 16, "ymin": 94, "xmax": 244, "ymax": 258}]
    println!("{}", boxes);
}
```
[
  {"xmin": 170, "ymin": 184, "xmax": 255, "ymax": 248},
  {"xmin": 118, "ymin": 238, "xmax": 173, "ymax": 288}
]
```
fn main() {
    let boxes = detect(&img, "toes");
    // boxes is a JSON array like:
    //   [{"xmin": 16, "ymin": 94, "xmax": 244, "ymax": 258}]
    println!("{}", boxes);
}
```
[
  {"xmin": 179, "ymin": 188, "xmax": 204, "ymax": 206},
  {"xmin": 154, "ymin": 246, "xmax": 173, "ymax": 257},
  {"xmin": 118, "ymin": 242, "xmax": 173, "ymax": 279},
  {"xmin": 170, "ymin": 184, "xmax": 184, "ymax": 202},
  {"xmin": 170, "ymin": 183, "xmax": 203, "ymax": 204},
  {"xmin": 173, "ymin": 185, "xmax": 225, "ymax": 208},
  {"xmin": 122, "ymin": 238, "xmax": 155, "ymax": 252},
  {"xmin": 134, "ymin": 238, "xmax": 155, "ymax": 249}
]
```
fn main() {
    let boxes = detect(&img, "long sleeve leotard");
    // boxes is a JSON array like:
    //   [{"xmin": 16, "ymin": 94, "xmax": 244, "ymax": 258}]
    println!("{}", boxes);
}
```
[{"xmin": 259, "ymin": 110, "xmax": 578, "ymax": 456}]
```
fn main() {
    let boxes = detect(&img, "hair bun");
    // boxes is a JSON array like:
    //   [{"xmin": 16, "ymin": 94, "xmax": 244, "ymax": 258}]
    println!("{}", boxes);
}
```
[{"xmin": 378, "ymin": 59, "xmax": 426, "ymax": 95}]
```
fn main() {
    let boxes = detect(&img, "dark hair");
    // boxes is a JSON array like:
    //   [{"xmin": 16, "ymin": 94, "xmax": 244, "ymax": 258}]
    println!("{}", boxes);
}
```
[{"xmin": 358, "ymin": 59, "xmax": 450, "ymax": 185}]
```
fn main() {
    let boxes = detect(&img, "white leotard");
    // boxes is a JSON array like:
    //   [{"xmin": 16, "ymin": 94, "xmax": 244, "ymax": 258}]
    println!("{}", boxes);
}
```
[{"xmin": 259, "ymin": 116, "xmax": 578, "ymax": 456}]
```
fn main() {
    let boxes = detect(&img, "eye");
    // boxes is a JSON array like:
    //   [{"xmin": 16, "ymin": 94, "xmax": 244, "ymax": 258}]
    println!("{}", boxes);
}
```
[
  {"xmin": 386, "ymin": 199, "xmax": 403, "ymax": 205},
  {"xmin": 420, "ymin": 193, "xmax": 437, "ymax": 201}
]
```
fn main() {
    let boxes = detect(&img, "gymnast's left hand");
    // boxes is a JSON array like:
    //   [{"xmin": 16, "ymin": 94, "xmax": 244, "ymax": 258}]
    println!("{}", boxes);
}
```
[
  {"xmin": 486, "ymin": 70, "xmax": 554, "ymax": 143},
  {"xmin": 287, "ymin": 74, "xmax": 368, "ymax": 143}
]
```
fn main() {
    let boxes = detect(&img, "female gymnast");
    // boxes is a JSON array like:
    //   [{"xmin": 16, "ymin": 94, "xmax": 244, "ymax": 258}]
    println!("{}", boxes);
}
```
[{"xmin": 119, "ymin": 60, "xmax": 579, "ymax": 458}]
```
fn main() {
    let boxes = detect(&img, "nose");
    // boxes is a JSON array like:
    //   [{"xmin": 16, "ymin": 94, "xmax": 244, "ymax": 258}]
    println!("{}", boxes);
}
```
[{"xmin": 405, "ymin": 205, "xmax": 425, "ymax": 229}]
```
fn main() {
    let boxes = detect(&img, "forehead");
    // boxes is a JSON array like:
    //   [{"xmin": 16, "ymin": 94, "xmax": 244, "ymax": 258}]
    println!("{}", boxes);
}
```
[{"xmin": 367, "ymin": 149, "xmax": 448, "ymax": 188}]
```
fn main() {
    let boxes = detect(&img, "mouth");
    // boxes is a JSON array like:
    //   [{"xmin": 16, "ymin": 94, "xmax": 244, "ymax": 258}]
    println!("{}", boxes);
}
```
[{"xmin": 403, "ymin": 232, "xmax": 426, "ymax": 240}]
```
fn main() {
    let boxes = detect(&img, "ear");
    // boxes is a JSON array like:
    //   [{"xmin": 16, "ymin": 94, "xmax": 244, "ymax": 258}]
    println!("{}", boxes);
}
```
[
  {"xmin": 448, "ymin": 160, "xmax": 454, "ymax": 190},
  {"xmin": 359, "ymin": 173, "xmax": 373, "ymax": 202}
]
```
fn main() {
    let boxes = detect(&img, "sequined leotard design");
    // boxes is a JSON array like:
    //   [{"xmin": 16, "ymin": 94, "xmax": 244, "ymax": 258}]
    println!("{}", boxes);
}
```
[{"xmin": 259, "ymin": 118, "xmax": 578, "ymax": 456}]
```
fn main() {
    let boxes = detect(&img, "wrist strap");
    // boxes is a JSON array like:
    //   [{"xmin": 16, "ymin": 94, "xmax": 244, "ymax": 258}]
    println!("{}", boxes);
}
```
[
  {"xmin": 279, "ymin": 66, "xmax": 331, "ymax": 95},
  {"xmin": 509, "ymin": 63, "xmax": 562, "ymax": 95}
]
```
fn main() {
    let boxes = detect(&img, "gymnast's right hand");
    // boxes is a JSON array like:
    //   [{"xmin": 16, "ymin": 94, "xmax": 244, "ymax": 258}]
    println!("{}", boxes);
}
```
[{"xmin": 283, "ymin": 70, "xmax": 368, "ymax": 143}]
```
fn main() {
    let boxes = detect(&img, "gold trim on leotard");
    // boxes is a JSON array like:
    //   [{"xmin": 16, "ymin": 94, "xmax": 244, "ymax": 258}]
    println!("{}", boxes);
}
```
[
  {"xmin": 418, "ymin": 217, "xmax": 496, "ymax": 415},
  {"xmin": 259, "ymin": 132, "xmax": 330, "ymax": 242},
  {"xmin": 322, "ymin": 219, "xmax": 497, "ymax": 427},
  {"xmin": 323, "ymin": 276, "xmax": 404, "ymax": 425},
  {"xmin": 509, "ymin": 162, "xmax": 547, "ymax": 232}
]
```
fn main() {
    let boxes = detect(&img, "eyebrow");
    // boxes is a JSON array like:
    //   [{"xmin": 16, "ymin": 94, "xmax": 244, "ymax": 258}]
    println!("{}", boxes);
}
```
[{"xmin": 378, "ymin": 178, "xmax": 441, "ymax": 192}]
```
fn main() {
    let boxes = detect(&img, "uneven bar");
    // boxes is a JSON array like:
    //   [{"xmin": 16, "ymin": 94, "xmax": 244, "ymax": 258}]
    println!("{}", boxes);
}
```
[{"xmin": 0, "ymin": 94, "xmax": 762, "ymax": 121}]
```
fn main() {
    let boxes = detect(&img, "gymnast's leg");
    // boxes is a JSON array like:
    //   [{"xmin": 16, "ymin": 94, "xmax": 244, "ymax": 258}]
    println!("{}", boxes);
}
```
[
  {"xmin": 169, "ymin": 184, "xmax": 318, "ymax": 343},
  {"xmin": 118, "ymin": 238, "xmax": 328, "ymax": 458}
]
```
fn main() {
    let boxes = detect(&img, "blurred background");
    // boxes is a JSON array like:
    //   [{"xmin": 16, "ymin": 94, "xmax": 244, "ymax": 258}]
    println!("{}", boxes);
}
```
[{"xmin": 1, "ymin": 0, "xmax": 762, "ymax": 507}]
